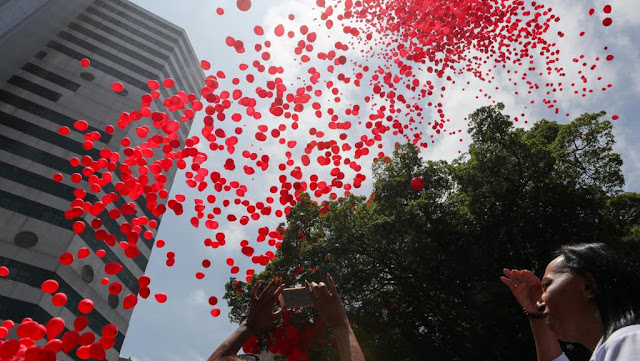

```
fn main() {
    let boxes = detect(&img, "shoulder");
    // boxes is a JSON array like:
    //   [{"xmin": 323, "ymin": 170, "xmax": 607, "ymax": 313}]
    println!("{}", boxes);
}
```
[{"xmin": 592, "ymin": 325, "xmax": 640, "ymax": 361}]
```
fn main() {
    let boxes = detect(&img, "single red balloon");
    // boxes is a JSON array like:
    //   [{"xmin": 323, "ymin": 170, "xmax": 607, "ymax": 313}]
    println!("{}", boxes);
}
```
[
  {"xmin": 45, "ymin": 318, "xmax": 65, "ymax": 340},
  {"xmin": 41, "ymin": 280, "xmax": 59, "ymax": 294},
  {"xmin": 410, "ymin": 177, "xmax": 425, "ymax": 191},
  {"xmin": 237, "ymin": 0, "xmax": 251, "ymax": 11},
  {"xmin": 78, "ymin": 299, "xmax": 94, "ymax": 314},
  {"xmin": 52, "ymin": 293, "xmax": 67, "ymax": 307}
]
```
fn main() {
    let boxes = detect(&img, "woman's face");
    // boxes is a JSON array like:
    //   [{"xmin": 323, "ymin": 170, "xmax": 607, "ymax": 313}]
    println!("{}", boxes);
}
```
[{"xmin": 539, "ymin": 256, "xmax": 596, "ymax": 342}]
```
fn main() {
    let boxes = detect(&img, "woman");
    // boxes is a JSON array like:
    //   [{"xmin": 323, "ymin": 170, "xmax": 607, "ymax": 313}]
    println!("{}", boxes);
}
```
[{"xmin": 501, "ymin": 243, "xmax": 640, "ymax": 361}]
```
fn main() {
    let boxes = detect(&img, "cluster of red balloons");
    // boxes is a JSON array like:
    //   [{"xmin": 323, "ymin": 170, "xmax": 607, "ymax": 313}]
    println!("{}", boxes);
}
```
[{"xmin": 0, "ymin": 0, "xmax": 619, "ymax": 360}]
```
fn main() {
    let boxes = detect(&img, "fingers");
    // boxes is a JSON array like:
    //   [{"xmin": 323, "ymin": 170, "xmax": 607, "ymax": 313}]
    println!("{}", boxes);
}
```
[
  {"xmin": 305, "ymin": 280, "xmax": 317, "ymax": 303},
  {"xmin": 510, "ymin": 269, "xmax": 525, "ymax": 284},
  {"xmin": 503, "ymin": 269, "xmax": 535, "ymax": 285},
  {"xmin": 327, "ymin": 273, "xmax": 339, "ymax": 298},
  {"xmin": 254, "ymin": 277, "xmax": 284, "ymax": 304},
  {"xmin": 500, "ymin": 276, "xmax": 516, "ymax": 292},
  {"xmin": 250, "ymin": 282, "xmax": 261, "ymax": 302},
  {"xmin": 272, "ymin": 307, "xmax": 286, "ymax": 319},
  {"xmin": 258, "ymin": 278, "xmax": 277, "ymax": 300},
  {"xmin": 522, "ymin": 270, "xmax": 541, "ymax": 284}
]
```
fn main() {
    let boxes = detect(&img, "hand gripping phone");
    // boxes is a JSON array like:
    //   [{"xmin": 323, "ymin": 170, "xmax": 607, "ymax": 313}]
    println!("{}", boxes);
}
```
[{"xmin": 278, "ymin": 287, "xmax": 313, "ymax": 308}]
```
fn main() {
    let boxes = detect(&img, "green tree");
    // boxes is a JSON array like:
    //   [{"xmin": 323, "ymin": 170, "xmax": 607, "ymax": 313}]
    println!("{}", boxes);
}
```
[{"xmin": 224, "ymin": 104, "xmax": 639, "ymax": 361}]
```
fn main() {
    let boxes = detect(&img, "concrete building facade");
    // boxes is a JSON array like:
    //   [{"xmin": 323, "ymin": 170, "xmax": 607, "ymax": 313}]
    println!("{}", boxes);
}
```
[{"xmin": 0, "ymin": 1, "xmax": 204, "ymax": 360}]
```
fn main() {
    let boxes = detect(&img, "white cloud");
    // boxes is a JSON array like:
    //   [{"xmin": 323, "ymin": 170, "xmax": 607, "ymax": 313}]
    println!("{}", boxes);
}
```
[{"xmin": 187, "ymin": 288, "xmax": 207, "ymax": 306}]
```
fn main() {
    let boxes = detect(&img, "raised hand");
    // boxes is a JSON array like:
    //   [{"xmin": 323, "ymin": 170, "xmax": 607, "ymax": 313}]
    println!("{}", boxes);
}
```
[
  {"xmin": 305, "ymin": 273, "xmax": 349, "ymax": 329},
  {"xmin": 245, "ymin": 277, "xmax": 285, "ymax": 333},
  {"xmin": 500, "ymin": 269, "xmax": 543, "ymax": 314}
]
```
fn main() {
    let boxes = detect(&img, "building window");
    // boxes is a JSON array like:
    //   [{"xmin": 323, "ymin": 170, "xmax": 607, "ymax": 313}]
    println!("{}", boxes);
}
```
[
  {"xmin": 8, "ymin": 75, "xmax": 62, "ymax": 102},
  {"xmin": 14, "ymin": 231, "xmax": 38, "ymax": 248},
  {"xmin": 81, "ymin": 265, "xmax": 94, "ymax": 283},
  {"xmin": 80, "ymin": 72, "xmax": 95, "ymax": 81},
  {"xmin": 108, "ymin": 294, "xmax": 119, "ymax": 309},
  {"xmin": 117, "ymin": 89, "xmax": 128, "ymax": 96},
  {"xmin": 34, "ymin": 51, "xmax": 47, "ymax": 60}
]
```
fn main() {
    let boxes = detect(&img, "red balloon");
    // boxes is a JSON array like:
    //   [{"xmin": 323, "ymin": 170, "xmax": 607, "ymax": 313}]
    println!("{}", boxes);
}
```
[
  {"xmin": 40, "ymin": 349, "xmax": 56, "ymax": 361},
  {"xmin": 73, "ymin": 316, "xmax": 88, "ymax": 332},
  {"xmin": 32, "ymin": 324, "xmax": 47, "ymax": 341},
  {"xmin": 16, "ymin": 320, "xmax": 38, "ymax": 339},
  {"xmin": 76, "ymin": 345, "xmax": 91, "ymax": 360},
  {"xmin": 59, "ymin": 253, "xmax": 73, "ymax": 265},
  {"xmin": 162, "ymin": 78, "xmax": 175, "ymax": 88},
  {"xmin": 102, "ymin": 324, "xmax": 118, "ymax": 338},
  {"xmin": 80, "ymin": 58, "xmax": 90, "ymax": 67},
  {"xmin": 111, "ymin": 82, "xmax": 124, "ymax": 93},
  {"xmin": 154, "ymin": 293, "xmax": 168, "ymax": 303},
  {"xmin": 61, "ymin": 330, "xmax": 80, "ymax": 354},
  {"xmin": 52, "ymin": 293, "xmax": 67, "ymax": 307},
  {"xmin": 123, "ymin": 294, "xmax": 138, "ymax": 309},
  {"xmin": 78, "ymin": 299, "xmax": 94, "ymax": 314},
  {"xmin": 138, "ymin": 275, "xmax": 151, "ymax": 287},
  {"xmin": 0, "ymin": 266, "xmax": 9, "ymax": 277},
  {"xmin": 0, "ymin": 339, "xmax": 20, "ymax": 360},
  {"xmin": 237, "ymin": 0, "xmax": 251, "ymax": 11},
  {"xmin": 41, "ymin": 280, "xmax": 59, "ymax": 294},
  {"xmin": 139, "ymin": 287, "xmax": 150, "ymax": 299},
  {"xmin": 108, "ymin": 281, "xmax": 123, "ymax": 295},
  {"xmin": 410, "ymin": 177, "xmax": 425, "ymax": 191},
  {"xmin": 104, "ymin": 262, "xmax": 123, "ymax": 275},
  {"xmin": 77, "ymin": 247, "xmax": 90, "ymax": 258},
  {"xmin": 211, "ymin": 308, "xmax": 221, "ymax": 317},
  {"xmin": 43, "ymin": 339, "xmax": 62, "ymax": 353},
  {"xmin": 45, "ymin": 318, "xmax": 65, "ymax": 340},
  {"xmin": 72, "ymin": 221, "xmax": 85, "ymax": 234},
  {"xmin": 78, "ymin": 332, "xmax": 95, "ymax": 346},
  {"xmin": 99, "ymin": 336, "xmax": 115, "ymax": 350},
  {"xmin": 24, "ymin": 345, "xmax": 42, "ymax": 361},
  {"xmin": 73, "ymin": 120, "xmax": 88, "ymax": 132},
  {"xmin": 89, "ymin": 343, "xmax": 106, "ymax": 360}
]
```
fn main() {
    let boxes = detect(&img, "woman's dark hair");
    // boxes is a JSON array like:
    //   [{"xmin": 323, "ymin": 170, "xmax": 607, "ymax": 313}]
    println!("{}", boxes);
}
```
[{"xmin": 555, "ymin": 243, "xmax": 640, "ymax": 340}]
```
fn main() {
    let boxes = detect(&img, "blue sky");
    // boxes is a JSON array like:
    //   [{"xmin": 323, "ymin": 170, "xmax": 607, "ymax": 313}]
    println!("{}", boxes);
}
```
[{"xmin": 120, "ymin": 1, "xmax": 640, "ymax": 361}]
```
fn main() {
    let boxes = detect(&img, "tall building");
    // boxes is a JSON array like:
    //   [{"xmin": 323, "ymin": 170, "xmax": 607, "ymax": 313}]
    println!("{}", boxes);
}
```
[{"xmin": 0, "ymin": 1, "xmax": 205, "ymax": 360}]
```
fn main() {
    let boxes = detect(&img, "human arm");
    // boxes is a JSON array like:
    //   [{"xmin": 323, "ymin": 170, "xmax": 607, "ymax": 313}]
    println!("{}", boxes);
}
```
[
  {"xmin": 305, "ymin": 274, "xmax": 365, "ymax": 361},
  {"xmin": 501, "ymin": 269, "xmax": 565, "ymax": 361},
  {"xmin": 208, "ymin": 277, "xmax": 284, "ymax": 361}
]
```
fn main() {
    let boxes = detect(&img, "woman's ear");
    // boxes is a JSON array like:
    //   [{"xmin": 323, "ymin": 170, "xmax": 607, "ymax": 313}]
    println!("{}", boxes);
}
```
[{"xmin": 584, "ymin": 272, "xmax": 597, "ymax": 298}]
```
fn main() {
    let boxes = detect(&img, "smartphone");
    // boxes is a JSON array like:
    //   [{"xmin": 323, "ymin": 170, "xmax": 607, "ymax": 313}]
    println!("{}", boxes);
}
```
[{"xmin": 279, "ymin": 287, "xmax": 313, "ymax": 308}]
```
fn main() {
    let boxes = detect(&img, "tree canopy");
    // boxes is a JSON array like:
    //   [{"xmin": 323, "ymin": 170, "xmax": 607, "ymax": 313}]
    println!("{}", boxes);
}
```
[{"xmin": 224, "ymin": 104, "xmax": 639, "ymax": 361}]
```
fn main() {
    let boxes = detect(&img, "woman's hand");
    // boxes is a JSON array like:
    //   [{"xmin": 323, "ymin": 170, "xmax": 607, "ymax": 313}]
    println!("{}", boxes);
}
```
[
  {"xmin": 245, "ymin": 277, "xmax": 285, "ymax": 334},
  {"xmin": 305, "ymin": 274, "xmax": 349, "ymax": 329},
  {"xmin": 500, "ymin": 269, "xmax": 543, "ymax": 314}
]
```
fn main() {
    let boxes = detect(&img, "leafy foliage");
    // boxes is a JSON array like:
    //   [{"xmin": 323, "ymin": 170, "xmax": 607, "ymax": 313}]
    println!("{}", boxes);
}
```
[{"xmin": 224, "ymin": 105, "xmax": 638, "ymax": 361}]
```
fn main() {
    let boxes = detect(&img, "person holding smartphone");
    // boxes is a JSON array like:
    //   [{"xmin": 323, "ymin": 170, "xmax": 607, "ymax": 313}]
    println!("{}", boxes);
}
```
[{"xmin": 208, "ymin": 274, "xmax": 365, "ymax": 361}]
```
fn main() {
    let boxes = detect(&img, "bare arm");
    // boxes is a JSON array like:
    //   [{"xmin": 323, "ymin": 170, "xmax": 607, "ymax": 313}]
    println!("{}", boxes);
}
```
[
  {"xmin": 208, "ymin": 277, "xmax": 284, "ymax": 361},
  {"xmin": 207, "ymin": 321, "xmax": 253, "ymax": 361},
  {"xmin": 529, "ymin": 318, "xmax": 566, "ymax": 361},
  {"xmin": 501, "ymin": 269, "xmax": 564, "ymax": 361},
  {"xmin": 331, "ymin": 323, "xmax": 365, "ymax": 361},
  {"xmin": 306, "ymin": 274, "xmax": 365, "ymax": 361}
]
